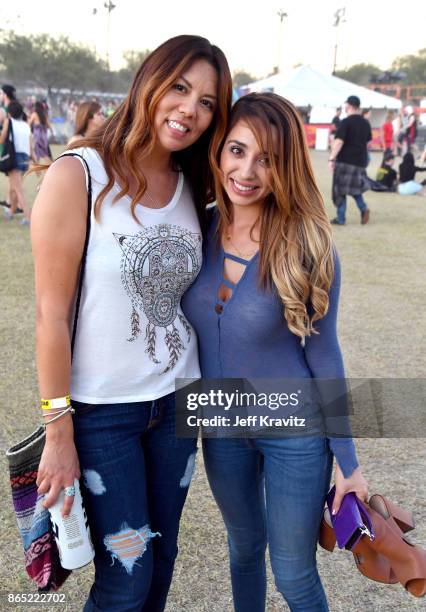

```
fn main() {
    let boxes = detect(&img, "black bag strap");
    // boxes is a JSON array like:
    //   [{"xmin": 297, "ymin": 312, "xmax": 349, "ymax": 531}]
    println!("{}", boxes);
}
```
[
  {"xmin": 8, "ymin": 118, "xmax": 14, "ymax": 143},
  {"xmin": 58, "ymin": 152, "xmax": 93, "ymax": 357}
]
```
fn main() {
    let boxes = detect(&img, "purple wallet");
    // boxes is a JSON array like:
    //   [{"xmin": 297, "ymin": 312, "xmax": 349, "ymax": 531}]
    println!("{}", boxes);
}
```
[{"xmin": 326, "ymin": 486, "xmax": 375, "ymax": 550}]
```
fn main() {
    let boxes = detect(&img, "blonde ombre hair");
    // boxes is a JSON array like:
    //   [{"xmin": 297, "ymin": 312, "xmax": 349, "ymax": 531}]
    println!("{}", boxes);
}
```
[{"xmin": 210, "ymin": 93, "xmax": 335, "ymax": 344}]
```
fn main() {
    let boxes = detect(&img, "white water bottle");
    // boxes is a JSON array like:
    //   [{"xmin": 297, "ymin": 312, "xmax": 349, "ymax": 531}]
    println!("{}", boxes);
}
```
[{"xmin": 48, "ymin": 479, "xmax": 95, "ymax": 569}]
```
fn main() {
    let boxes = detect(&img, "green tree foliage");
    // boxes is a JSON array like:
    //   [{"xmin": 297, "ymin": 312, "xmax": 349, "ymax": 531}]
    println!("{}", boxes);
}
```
[
  {"xmin": 334, "ymin": 63, "xmax": 381, "ymax": 85},
  {"xmin": 0, "ymin": 31, "xmax": 105, "ymax": 93},
  {"xmin": 392, "ymin": 48, "xmax": 426, "ymax": 84},
  {"xmin": 0, "ymin": 31, "xmax": 151, "ymax": 94},
  {"xmin": 122, "ymin": 49, "xmax": 151, "ymax": 74},
  {"xmin": 114, "ymin": 49, "xmax": 152, "ymax": 90},
  {"xmin": 233, "ymin": 70, "xmax": 256, "ymax": 88}
]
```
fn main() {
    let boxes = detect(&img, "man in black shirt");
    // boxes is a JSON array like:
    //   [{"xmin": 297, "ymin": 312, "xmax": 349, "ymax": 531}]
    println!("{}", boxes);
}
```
[
  {"xmin": 331, "ymin": 107, "xmax": 341, "ymax": 134},
  {"xmin": 329, "ymin": 95, "xmax": 371, "ymax": 225}
]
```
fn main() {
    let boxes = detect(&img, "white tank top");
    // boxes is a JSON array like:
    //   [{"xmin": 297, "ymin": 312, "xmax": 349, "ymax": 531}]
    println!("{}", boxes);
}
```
[
  {"xmin": 11, "ymin": 118, "xmax": 31, "ymax": 155},
  {"xmin": 69, "ymin": 147, "xmax": 202, "ymax": 403}
]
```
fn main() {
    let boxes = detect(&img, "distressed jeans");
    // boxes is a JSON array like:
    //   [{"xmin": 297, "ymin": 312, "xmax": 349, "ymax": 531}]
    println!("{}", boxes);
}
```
[
  {"xmin": 72, "ymin": 393, "xmax": 197, "ymax": 611},
  {"xmin": 203, "ymin": 436, "xmax": 333, "ymax": 612}
]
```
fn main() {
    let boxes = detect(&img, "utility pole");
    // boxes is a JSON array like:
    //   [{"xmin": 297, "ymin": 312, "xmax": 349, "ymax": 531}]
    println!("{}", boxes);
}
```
[
  {"xmin": 277, "ymin": 8, "xmax": 288, "ymax": 74},
  {"xmin": 332, "ymin": 7, "xmax": 346, "ymax": 75}
]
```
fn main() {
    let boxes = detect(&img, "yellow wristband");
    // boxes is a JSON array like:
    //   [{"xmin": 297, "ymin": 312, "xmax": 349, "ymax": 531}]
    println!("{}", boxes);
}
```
[{"xmin": 41, "ymin": 395, "xmax": 71, "ymax": 410}]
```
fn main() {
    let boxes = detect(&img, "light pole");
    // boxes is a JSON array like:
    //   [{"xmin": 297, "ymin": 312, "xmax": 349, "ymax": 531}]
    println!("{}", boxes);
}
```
[
  {"xmin": 104, "ymin": 1, "xmax": 116, "ymax": 71},
  {"xmin": 277, "ymin": 8, "xmax": 288, "ymax": 74},
  {"xmin": 91, "ymin": 8, "xmax": 98, "ymax": 57},
  {"xmin": 92, "ymin": 3, "xmax": 116, "ymax": 69},
  {"xmin": 332, "ymin": 7, "xmax": 346, "ymax": 75}
]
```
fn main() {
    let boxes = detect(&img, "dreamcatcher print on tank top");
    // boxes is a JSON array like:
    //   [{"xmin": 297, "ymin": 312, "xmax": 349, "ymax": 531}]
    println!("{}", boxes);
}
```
[{"xmin": 114, "ymin": 224, "xmax": 201, "ymax": 373}]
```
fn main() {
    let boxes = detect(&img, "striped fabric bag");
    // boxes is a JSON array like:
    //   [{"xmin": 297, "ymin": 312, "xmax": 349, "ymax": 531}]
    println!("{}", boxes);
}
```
[{"xmin": 6, "ymin": 427, "xmax": 71, "ymax": 591}]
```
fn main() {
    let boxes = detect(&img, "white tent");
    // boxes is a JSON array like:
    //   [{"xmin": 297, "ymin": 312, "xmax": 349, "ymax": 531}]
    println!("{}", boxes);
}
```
[{"xmin": 243, "ymin": 66, "xmax": 401, "ymax": 127}]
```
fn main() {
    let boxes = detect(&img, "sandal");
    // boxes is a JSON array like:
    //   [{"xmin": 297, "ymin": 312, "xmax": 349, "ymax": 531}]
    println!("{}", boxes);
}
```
[
  {"xmin": 319, "ymin": 507, "xmax": 398, "ymax": 584},
  {"xmin": 367, "ymin": 495, "xmax": 426, "ymax": 597},
  {"xmin": 319, "ymin": 495, "xmax": 426, "ymax": 595}
]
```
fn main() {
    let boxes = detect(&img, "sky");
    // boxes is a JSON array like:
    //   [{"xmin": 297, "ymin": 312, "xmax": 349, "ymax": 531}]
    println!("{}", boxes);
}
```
[{"xmin": 1, "ymin": 1, "xmax": 426, "ymax": 78}]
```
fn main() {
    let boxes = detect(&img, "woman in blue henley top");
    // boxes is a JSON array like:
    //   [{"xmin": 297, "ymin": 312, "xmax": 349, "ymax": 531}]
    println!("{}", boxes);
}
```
[{"xmin": 182, "ymin": 93, "xmax": 369, "ymax": 611}]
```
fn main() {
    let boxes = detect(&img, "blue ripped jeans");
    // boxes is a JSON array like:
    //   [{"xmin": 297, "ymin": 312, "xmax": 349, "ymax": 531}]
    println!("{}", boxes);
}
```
[
  {"xmin": 203, "ymin": 436, "xmax": 333, "ymax": 612},
  {"xmin": 72, "ymin": 393, "xmax": 197, "ymax": 612}
]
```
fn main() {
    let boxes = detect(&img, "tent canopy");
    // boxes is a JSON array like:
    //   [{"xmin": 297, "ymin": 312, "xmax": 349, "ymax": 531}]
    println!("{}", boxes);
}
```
[{"xmin": 243, "ymin": 66, "xmax": 402, "ymax": 110}]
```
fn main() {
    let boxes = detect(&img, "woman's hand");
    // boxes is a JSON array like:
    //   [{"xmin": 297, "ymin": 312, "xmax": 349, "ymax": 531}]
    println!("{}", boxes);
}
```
[
  {"xmin": 332, "ymin": 463, "xmax": 369, "ymax": 515},
  {"xmin": 36, "ymin": 416, "xmax": 80, "ymax": 517}
]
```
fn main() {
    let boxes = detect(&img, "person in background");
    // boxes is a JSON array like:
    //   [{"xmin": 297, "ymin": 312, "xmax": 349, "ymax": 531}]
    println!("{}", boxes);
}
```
[
  {"xmin": 0, "ymin": 101, "xmax": 33, "ymax": 225},
  {"xmin": 105, "ymin": 100, "xmax": 117, "ymax": 117},
  {"xmin": 393, "ymin": 110, "xmax": 404, "ymax": 156},
  {"xmin": 381, "ymin": 111, "xmax": 394, "ymax": 155},
  {"xmin": 68, "ymin": 101, "xmax": 105, "ymax": 144},
  {"xmin": 66, "ymin": 100, "xmax": 78, "ymax": 135},
  {"xmin": 0, "ymin": 84, "xmax": 19, "ymax": 210},
  {"xmin": 361, "ymin": 108, "xmax": 373, "ymax": 166},
  {"xmin": 0, "ymin": 83, "xmax": 16, "ymax": 124},
  {"xmin": 329, "ymin": 95, "xmax": 371, "ymax": 226},
  {"xmin": 419, "ymin": 144, "xmax": 426, "ymax": 166},
  {"xmin": 376, "ymin": 151, "xmax": 397, "ymax": 191},
  {"xmin": 361, "ymin": 108, "xmax": 372, "ymax": 122},
  {"xmin": 331, "ymin": 106, "xmax": 342, "ymax": 134},
  {"xmin": 398, "ymin": 152, "xmax": 426, "ymax": 196},
  {"xmin": 29, "ymin": 101, "xmax": 53, "ymax": 164},
  {"xmin": 27, "ymin": 94, "xmax": 37, "ymax": 114},
  {"xmin": 329, "ymin": 106, "xmax": 342, "ymax": 149},
  {"xmin": 405, "ymin": 110, "xmax": 418, "ymax": 153}
]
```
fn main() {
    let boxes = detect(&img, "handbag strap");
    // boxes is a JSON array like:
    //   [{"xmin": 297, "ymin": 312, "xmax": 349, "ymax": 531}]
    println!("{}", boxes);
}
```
[
  {"xmin": 58, "ymin": 152, "xmax": 92, "ymax": 358},
  {"xmin": 8, "ymin": 119, "xmax": 14, "ymax": 143}
]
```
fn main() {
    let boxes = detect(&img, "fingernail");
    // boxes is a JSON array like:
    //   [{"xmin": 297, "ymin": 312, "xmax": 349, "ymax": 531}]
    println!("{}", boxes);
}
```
[{"xmin": 332, "ymin": 508, "xmax": 336, "ymax": 515}]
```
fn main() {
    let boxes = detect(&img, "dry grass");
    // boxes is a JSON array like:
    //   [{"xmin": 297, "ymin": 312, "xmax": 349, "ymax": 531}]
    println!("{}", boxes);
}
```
[{"xmin": 0, "ymin": 148, "xmax": 425, "ymax": 611}]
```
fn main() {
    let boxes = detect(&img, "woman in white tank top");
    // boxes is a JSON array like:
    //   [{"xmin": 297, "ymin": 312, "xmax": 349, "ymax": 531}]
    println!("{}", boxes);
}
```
[
  {"xmin": 31, "ymin": 36, "xmax": 232, "ymax": 610},
  {"xmin": 0, "ymin": 100, "xmax": 32, "ymax": 224}
]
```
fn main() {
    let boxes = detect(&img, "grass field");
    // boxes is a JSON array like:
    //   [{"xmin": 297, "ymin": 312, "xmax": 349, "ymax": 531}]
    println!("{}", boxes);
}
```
[{"xmin": 0, "ymin": 148, "xmax": 425, "ymax": 611}]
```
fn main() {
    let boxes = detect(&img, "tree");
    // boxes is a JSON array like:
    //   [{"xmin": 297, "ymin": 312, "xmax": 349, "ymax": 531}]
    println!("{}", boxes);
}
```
[
  {"xmin": 233, "ymin": 70, "xmax": 256, "ymax": 88},
  {"xmin": 0, "ymin": 31, "xmax": 38, "ymax": 85},
  {"xmin": 122, "ymin": 49, "xmax": 151, "ymax": 74},
  {"xmin": 334, "ymin": 63, "xmax": 381, "ymax": 85},
  {"xmin": 0, "ymin": 31, "xmax": 107, "ymax": 94},
  {"xmin": 392, "ymin": 48, "xmax": 426, "ymax": 84},
  {"xmin": 113, "ymin": 49, "xmax": 151, "ymax": 92}
]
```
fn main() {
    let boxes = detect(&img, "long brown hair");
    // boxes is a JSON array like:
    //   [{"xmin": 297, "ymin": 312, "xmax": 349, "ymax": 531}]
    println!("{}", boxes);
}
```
[
  {"xmin": 35, "ymin": 101, "xmax": 48, "ymax": 126},
  {"xmin": 211, "ymin": 93, "xmax": 335, "ymax": 344},
  {"xmin": 71, "ymin": 35, "xmax": 232, "ymax": 223},
  {"xmin": 73, "ymin": 101, "xmax": 101, "ymax": 137}
]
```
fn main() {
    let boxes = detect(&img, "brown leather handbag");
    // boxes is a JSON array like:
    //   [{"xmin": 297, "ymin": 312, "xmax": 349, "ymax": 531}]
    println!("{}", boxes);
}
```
[{"xmin": 319, "ymin": 493, "xmax": 426, "ymax": 597}]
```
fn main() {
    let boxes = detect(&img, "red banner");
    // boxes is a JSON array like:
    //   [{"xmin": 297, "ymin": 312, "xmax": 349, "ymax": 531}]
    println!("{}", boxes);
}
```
[{"xmin": 304, "ymin": 125, "xmax": 383, "ymax": 151}]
